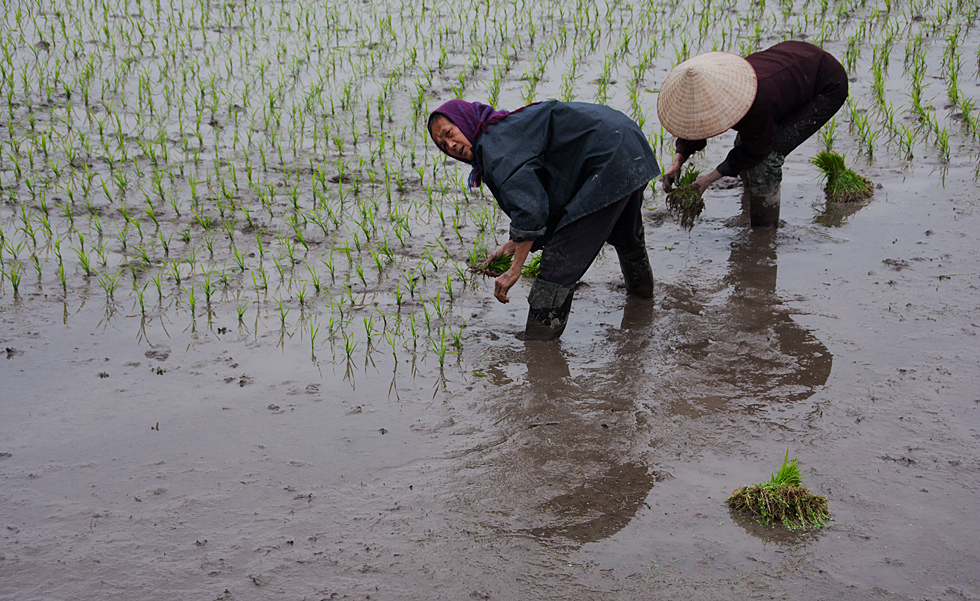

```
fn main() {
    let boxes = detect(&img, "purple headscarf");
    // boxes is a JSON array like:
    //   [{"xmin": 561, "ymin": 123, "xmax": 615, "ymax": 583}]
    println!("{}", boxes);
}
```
[{"xmin": 428, "ymin": 99, "xmax": 510, "ymax": 187}]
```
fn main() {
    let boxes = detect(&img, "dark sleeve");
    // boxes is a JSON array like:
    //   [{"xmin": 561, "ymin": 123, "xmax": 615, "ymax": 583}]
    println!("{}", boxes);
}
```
[
  {"xmin": 476, "ymin": 114, "xmax": 552, "ymax": 243},
  {"xmin": 676, "ymin": 137, "xmax": 707, "ymax": 159},
  {"xmin": 493, "ymin": 158, "xmax": 550, "ymax": 242}
]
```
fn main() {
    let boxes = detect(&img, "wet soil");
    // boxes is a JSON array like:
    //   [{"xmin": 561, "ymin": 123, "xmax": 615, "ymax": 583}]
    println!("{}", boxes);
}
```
[{"xmin": 3, "ymin": 152, "xmax": 979, "ymax": 600}]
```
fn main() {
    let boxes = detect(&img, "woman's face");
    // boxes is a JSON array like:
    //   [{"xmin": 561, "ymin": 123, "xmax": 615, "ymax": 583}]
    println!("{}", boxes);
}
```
[{"xmin": 429, "ymin": 114, "xmax": 474, "ymax": 161}]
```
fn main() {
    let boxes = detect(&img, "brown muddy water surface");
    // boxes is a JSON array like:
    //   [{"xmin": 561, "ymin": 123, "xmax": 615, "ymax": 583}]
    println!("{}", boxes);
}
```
[
  {"xmin": 4, "ymin": 163, "xmax": 979, "ymax": 600},
  {"xmin": 2, "ymin": 0, "xmax": 980, "ymax": 598}
]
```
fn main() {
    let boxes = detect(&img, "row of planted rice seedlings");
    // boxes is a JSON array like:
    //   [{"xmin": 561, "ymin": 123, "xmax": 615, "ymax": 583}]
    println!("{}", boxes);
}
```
[{"xmin": 2, "ymin": 0, "xmax": 980, "ymax": 371}]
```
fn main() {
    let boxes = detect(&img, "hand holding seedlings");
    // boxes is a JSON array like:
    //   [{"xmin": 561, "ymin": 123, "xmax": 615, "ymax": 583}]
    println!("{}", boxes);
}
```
[
  {"xmin": 489, "ymin": 239, "xmax": 532, "ymax": 303},
  {"xmin": 664, "ymin": 166, "xmax": 708, "ymax": 230},
  {"xmin": 428, "ymin": 100, "xmax": 660, "ymax": 339}
]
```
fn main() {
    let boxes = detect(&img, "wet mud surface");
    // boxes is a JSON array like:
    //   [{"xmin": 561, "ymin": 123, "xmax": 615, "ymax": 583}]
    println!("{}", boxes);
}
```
[{"xmin": 3, "ymin": 162, "xmax": 979, "ymax": 600}]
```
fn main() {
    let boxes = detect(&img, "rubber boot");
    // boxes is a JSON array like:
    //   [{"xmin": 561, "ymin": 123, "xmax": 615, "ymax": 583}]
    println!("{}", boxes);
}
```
[
  {"xmin": 524, "ymin": 278, "xmax": 576, "ymax": 341},
  {"xmin": 616, "ymin": 243, "xmax": 654, "ymax": 298},
  {"xmin": 740, "ymin": 151, "xmax": 785, "ymax": 228}
]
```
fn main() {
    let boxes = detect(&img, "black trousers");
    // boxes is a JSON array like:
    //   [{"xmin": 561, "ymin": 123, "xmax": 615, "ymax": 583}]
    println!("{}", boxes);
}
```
[
  {"xmin": 538, "ymin": 187, "xmax": 646, "ymax": 286},
  {"xmin": 740, "ymin": 68, "xmax": 848, "ymax": 201},
  {"xmin": 772, "ymin": 52, "xmax": 849, "ymax": 157}
]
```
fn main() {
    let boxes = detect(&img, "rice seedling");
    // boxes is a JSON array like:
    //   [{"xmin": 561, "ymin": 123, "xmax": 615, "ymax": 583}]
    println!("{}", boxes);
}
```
[
  {"xmin": 811, "ymin": 151, "xmax": 874, "ymax": 203},
  {"xmin": 343, "ymin": 331, "xmax": 357, "ymax": 360},
  {"xmin": 5, "ymin": 261, "xmax": 22, "ymax": 295},
  {"xmin": 727, "ymin": 451, "xmax": 830, "ymax": 529},
  {"xmin": 429, "ymin": 325, "xmax": 449, "ymax": 369},
  {"xmin": 0, "ymin": 0, "xmax": 972, "ymax": 377},
  {"xmin": 99, "ymin": 271, "xmax": 119, "ymax": 301},
  {"xmin": 309, "ymin": 319, "xmax": 320, "ymax": 362}
]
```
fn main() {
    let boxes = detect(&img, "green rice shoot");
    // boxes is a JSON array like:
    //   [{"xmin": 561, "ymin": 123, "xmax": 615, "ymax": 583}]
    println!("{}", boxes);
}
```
[
  {"xmin": 811, "ymin": 151, "xmax": 874, "ymax": 203},
  {"xmin": 521, "ymin": 254, "xmax": 542, "ymax": 278},
  {"xmin": 666, "ymin": 166, "xmax": 705, "ymax": 230},
  {"xmin": 727, "ymin": 450, "xmax": 830, "ymax": 530}
]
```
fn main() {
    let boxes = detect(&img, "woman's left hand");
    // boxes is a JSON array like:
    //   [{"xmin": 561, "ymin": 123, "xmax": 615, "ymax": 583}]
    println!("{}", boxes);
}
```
[{"xmin": 494, "ymin": 269, "xmax": 521, "ymax": 303}]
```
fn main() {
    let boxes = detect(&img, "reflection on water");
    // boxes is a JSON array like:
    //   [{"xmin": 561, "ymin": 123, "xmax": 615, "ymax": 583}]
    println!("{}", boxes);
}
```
[
  {"xmin": 668, "ymin": 229, "xmax": 834, "ymax": 416},
  {"xmin": 813, "ymin": 198, "xmax": 870, "ymax": 227},
  {"xmin": 458, "ymin": 229, "xmax": 833, "ymax": 546},
  {"xmin": 729, "ymin": 507, "xmax": 828, "ymax": 547}
]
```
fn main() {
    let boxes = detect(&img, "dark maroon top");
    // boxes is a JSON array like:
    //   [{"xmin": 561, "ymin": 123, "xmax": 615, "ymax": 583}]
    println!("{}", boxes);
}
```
[{"xmin": 676, "ymin": 41, "xmax": 847, "ymax": 176}]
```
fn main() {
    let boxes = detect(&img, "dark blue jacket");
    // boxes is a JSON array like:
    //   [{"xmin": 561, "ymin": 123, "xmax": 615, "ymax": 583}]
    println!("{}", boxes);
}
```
[{"xmin": 474, "ymin": 101, "xmax": 660, "ymax": 248}]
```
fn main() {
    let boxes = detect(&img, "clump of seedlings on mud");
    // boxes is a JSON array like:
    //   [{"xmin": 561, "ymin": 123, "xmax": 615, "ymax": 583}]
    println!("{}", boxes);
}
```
[
  {"xmin": 810, "ymin": 151, "xmax": 874, "ymax": 203},
  {"xmin": 727, "ymin": 451, "xmax": 830, "ymax": 530},
  {"xmin": 665, "ymin": 166, "xmax": 705, "ymax": 230}
]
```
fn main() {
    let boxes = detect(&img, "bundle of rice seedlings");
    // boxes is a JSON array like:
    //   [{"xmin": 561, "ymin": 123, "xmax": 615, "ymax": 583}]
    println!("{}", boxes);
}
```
[
  {"xmin": 470, "ymin": 253, "xmax": 513, "ymax": 277},
  {"xmin": 666, "ymin": 166, "xmax": 705, "ymax": 230},
  {"xmin": 470, "ymin": 253, "xmax": 542, "ymax": 278},
  {"xmin": 727, "ymin": 451, "xmax": 830, "ymax": 529},
  {"xmin": 810, "ymin": 151, "xmax": 874, "ymax": 203}
]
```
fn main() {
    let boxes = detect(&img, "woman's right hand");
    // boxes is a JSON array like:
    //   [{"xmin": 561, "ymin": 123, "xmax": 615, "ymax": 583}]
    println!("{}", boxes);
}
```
[{"xmin": 661, "ymin": 153, "xmax": 686, "ymax": 192}]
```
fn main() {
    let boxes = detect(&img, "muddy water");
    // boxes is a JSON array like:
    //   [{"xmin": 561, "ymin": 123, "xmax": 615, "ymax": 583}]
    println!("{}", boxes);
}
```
[{"xmin": 3, "ymin": 140, "xmax": 979, "ymax": 600}]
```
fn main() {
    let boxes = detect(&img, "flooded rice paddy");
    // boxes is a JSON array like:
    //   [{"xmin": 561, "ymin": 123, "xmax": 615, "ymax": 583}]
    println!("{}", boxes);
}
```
[{"xmin": 1, "ymin": 0, "xmax": 979, "ymax": 598}]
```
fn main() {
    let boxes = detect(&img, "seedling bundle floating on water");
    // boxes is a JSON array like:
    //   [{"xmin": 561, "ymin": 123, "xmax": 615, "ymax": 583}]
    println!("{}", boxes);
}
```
[
  {"xmin": 665, "ymin": 167, "xmax": 705, "ymax": 230},
  {"xmin": 727, "ymin": 451, "xmax": 830, "ymax": 529},
  {"xmin": 811, "ymin": 151, "xmax": 874, "ymax": 203}
]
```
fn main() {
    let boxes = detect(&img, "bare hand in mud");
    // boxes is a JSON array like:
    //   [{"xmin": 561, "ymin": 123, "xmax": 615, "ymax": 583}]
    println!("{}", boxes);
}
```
[
  {"xmin": 662, "ymin": 153, "xmax": 685, "ymax": 192},
  {"xmin": 494, "ymin": 269, "xmax": 520, "ymax": 303}
]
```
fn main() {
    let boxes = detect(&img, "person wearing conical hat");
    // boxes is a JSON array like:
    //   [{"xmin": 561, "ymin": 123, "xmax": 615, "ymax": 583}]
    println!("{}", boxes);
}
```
[
  {"xmin": 428, "ymin": 100, "xmax": 660, "ymax": 340},
  {"xmin": 657, "ymin": 41, "xmax": 848, "ymax": 227}
]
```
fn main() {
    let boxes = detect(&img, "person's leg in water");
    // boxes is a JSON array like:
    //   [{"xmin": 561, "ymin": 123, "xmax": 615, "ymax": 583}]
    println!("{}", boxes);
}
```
[
  {"xmin": 527, "ymin": 187, "xmax": 650, "ymax": 340},
  {"xmin": 741, "ymin": 57, "xmax": 848, "ymax": 227},
  {"xmin": 740, "ymin": 151, "xmax": 785, "ymax": 227},
  {"xmin": 606, "ymin": 188, "xmax": 654, "ymax": 298}
]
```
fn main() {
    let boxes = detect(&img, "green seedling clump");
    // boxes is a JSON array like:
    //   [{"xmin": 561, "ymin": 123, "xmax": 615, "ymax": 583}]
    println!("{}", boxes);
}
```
[
  {"xmin": 666, "ymin": 167, "xmax": 705, "ymax": 230},
  {"xmin": 521, "ymin": 254, "xmax": 542, "ymax": 278},
  {"xmin": 470, "ymin": 253, "xmax": 541, "ymax": 278},
  {"xmin": 811, "ymin": 151, "xmax": 874, "ymax": 203},
  {"xmin": 727, "ymin": 451, "xmax": 830, "ymax": 530}
]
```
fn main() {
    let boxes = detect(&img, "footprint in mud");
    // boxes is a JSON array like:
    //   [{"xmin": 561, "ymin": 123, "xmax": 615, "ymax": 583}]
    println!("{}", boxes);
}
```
[
  {"xmin": 882, "ymin": 258, "xmax": 911, "ymax": 271},
  {"xmin": 144, "ymin": 348, "xmax": 171, "ymax": 361},
  {"xmin": 283, "ymin": 382, "xmax": 320, "ymax": 395}
]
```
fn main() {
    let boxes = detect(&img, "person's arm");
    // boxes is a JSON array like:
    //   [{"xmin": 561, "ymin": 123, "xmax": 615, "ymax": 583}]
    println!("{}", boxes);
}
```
[
  {"xmin": 662, "ymin": 152, "xmax": 687, "ymax": 192},
  {"xmin": 492, "ymin": 239, "xmax": 533, "ymax": 303},
  {"xmin": 692, "ymin": 169, "xmax": 723, "ymax": 193},
  {"xmin": 664, "ymin": 138, "xmax": 708, "ymax": 191}
]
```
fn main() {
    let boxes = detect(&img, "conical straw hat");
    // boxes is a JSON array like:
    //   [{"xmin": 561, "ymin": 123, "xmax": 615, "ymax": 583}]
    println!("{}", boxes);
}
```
[{"xmin": 657, "ymin": 52, "xmax": 757, "ymax": 140}]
